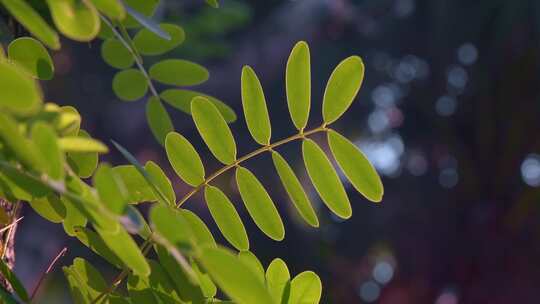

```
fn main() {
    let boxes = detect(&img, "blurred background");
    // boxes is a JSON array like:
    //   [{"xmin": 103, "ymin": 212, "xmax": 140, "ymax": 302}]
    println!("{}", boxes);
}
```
[{"xmin": 5, "ymin": 0, "xmax": 540, "ymax": 303}]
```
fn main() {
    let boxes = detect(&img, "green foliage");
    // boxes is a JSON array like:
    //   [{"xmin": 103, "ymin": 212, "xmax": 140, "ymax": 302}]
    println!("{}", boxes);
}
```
[{"xmin": 0, "ymin": 2, "xmax": 384, "ymax": 302}]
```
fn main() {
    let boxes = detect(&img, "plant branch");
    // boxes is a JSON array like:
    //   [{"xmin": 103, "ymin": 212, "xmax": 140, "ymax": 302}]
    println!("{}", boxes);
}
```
[{"xmin": 30, "ymin": 247, "xmax": 68, "ymax": 302}]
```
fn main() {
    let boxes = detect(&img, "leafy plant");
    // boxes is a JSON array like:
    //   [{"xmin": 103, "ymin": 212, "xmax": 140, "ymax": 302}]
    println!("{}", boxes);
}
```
[{"xmin": 0, "ymin": 1, "xmax": 383, "ymax": 303}]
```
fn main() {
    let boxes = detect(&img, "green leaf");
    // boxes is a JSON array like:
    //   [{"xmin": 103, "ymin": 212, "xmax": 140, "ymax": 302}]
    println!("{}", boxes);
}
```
[
  {"xmin": 0, "ymin": 162, "xmax": 50, "ymax": 201},
  {"xmin": 180, "ymin": 209, "xmax": 216, "ymax": 248},
  {"xmin": 198, "ymin": 247, "xmax": 274, "ymax": 304},
  {"xmin": 271, "ymin": 151, "xmax": 318, "ymax": 227},
  {"xmin": 0, "ymin": 61, "xmax": 42, "ymax": 115},
  {"xmin": 28, "ymin": 194, "xmax": 66, "ymax": 223},
  {"xmin": 67, "ymin": 130, "xmax": 99, "ymax": 178},
  {"xmin": 101, "ymin": 38, "xmax": 134, "ymax": 69},
  {"xmin": 191, "ymin": 97, "xmax": 237, "ymax": 165},
  {"xmin": 165, "ymin": 132, "xmax": 205, "ymax": 187},
  {"xmin": 90, "ymin": 0, "xmax": 125, "ymax": 19},
  {"xmin": 124, "ymin": 2, "xmax": 168, "ymax": 39},
  {"xmin": 8, "ymin": 37, "xmax": 54, "ymax": 80},
  {"xmin": 241, "ymin": 66, "xmax": 271, "ymax": 145},
  {"xmin": 74, "ymin": 226, "xmax": 124, "ymax": 268},
  {"xmin": 56, "ymin": 106, "xmax": 81, "ymax": 136},
  {"xmin": 192, "ymin": 261, "xmax": 217, "ymax": 298},
  {"xmin": 46, "ymin": 0, "xmax": 100, "ymax": 41},
  {"xmin": 125, "ymin": 205, "xmax": 152, "ymax": 239},
  {"xmin": 327, "ymin": 130, "xmax": 383, "ymax": 202},
  {"xmin": 236, "ymin": 166, "xmax": 284, "ymax": 241},
  {"xmin": 150, "ymin": 204, "xmax": 193, "ymax": 250},
  {"xmin": 238, "ymin": 251, "xmax": 265, "ymax": 283},
  {"xmin": 322, "ymin": 56, "xmax": 364, "ymax": 124},
  {"xmin": 133, "ymin": 23, "xmax": 185, "ymax": 56},
  {"xmin": 288, "ymin": 271, "xmax": 322, "ymax": 304},
  {"xmin": 112, "ymin": 69, "xmax": 148, "ymax": 101},
  {"xmin": 302, "ymin": 139, "xmax": 351, "ymax": 219},
  {"xmin": 112, "ymin": 165, "xmax": 156, "ymax": 204},
  {"xmin": 145, "ymin": 161, "xmax": 175, "ymax": 206},
  {"xmin": 204, "ymin": 186, "xmax": 249, "ymax": 251},
  {"xmin": 31, "ymin": 122, "xmax": 64, "ymax": 180},
  {"xmin": 149, "ymin": 59, "xmax": 209, "ymax": 86},
  {"xmin": 0, "ymin": 259, "xmax": 29, "ymax": 302},
  {"xmin": 205, "ymin": 0, "xmax": 219, "ymax": 8},
  {"xmin": 0, "ymin": 286, "xmax": 17, "ymax": 304},
  {"xmin": 146, "ymin": 97, "xmax": 174, "ymax": 146},
  {"xmin": 161, "ymin": 89, "xmax": 237, "ymax": 123},
  {"xmin": 266, "ymin": 258, "xmax": 291, "ymax": 303},
  {"xmin": 0, "ymin": 0, "xmax": 60, "ymax": 49},
  {"xmin": 122, "ymin": 0, "xmax": 159, "ymax": 28},
  {"xmin": 0, "ymin": 113, "xmax": 42, "ymax": 170},
  {"xmin": 128, "ymin": 259, "xmax": 183, "ymax": 303},
  {"xmin": 286, "ymin": 41, "xmax": 311, "ymax": 130},
  {"xmin": 63, "ymin": 258, "xmax": 107, "ymax": 303},
  {"xmin": 59, "ymin": 136, "xmax": 109, "ymax": 153},
  {"xmin": 62, "ymin": 196, "xmax": 87, "ymax": 237},
  {"xmin": 96, "ymin": 226, "xmax": 151, "ymax": 277},
  {"xmin": 93, "ymin": 164, "xmax": 127, "ymax": 214}
]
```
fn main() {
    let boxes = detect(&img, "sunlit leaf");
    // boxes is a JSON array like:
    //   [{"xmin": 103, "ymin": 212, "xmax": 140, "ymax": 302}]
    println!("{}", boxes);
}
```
[
  {"xmin": 61, "ymin": 196, "xmax": 87, "ymax": 237},
  {"xmin": 91, "ymin": 0, "xmax": 125, "ymax": 20},
  {"xmin": 124, "ymin": 1, "xmax": 168, "ymax": 39},
  {"xmin": 288, "ymin": 271, "xmax": 322, "ymax": 304},
  {"xmin": 112, "ymin": 69, "xmax": 148, "ymax": 101},
  {"xmin": 0, "ymin": 61, "xmax": 42, "ymax": 115},
  {"xmin": 0, "ymin": 0, "xmax": 60, "ymax": 49},
  {"xmin": 133, "ymin": 23, "xmax": 185, "ymax": 55},
  {"xmin": 0, "ymin": 259, "xmax": 28, "ymax": 302},
  {"xmin": 241, "ymin": 66, "xmax": 271, "ymax": 145},
  {"xmin": 236, "ymin": 166, "xmax": 284, "ymax": 241},
  {"xmin": 59, "ymin": 136, "xmax": 109, "ymax": 153},
  {"xmin": 31, "ymin": 122, "xmax": 64, "ymax": 180},
  {"xmin": 93, "ymin": 164, "xmax": 127, "ymax": 214},
  {"xmin": 101, "ymin": 38, "xmax": 134, "ymax": 69},
  {"xmin": 63, "ymin": 258, "xmax": 107, "ymax": 303},
  {"xmin": 8, "ymin": 37, "xmax": 54, "ymax": 80},
  {"xmin": 286, "ymin": 41, "xmax": 311, "ymax": 130},
  {"xmin": 205, "ymin": 0, "xmax": 219, "ymax": 8},
  {"xmin": 266, "ymin": 258, "xmax": 291, "ymax": 303},
  {"xmin": 327, "ymin": 130, "xmax": 383, "ymax": 202},
  {"xmin": 180, "ymin": 209, "xmax": 216, "ymax": 248},
  {"xmin": 302, "ymin": 139, "xmax": 351, "ymax": 219},
  {"xmin": 46, "ymin": 0, "xmax": 100, "ymax": 41},
  {"xmin": 128, "ymin": 259, "xmax": 183, "ymax": 303},
  {"xmin": 238, "ymin": 251, "xmax": 265, "ymax": 283},
  {"xmin": 28, "ymin": 194, "xmax": 66, "ymax": 223},
  {"xmin": 191, "ymin": 97, "xmax": 237, "ymax": 165},
  {"xmin": 67, "ymin": 130, "xmax": 99, "ymax": 178},
  {"xmin": 204, "ymin": 186, "xmax": 249, "ymax": 251},
  {"xmin": 198, "ymin": 246, "xmax": 274, "ymax": 304},
  {"xmin": 322, "ymin": 56, "xmax": 364, "ymax": 124},
  {"xmin": 74, "ymin": 226, "xmax": 124, "ymax": 268},
  {"xmin": 112, "ymin": 165, "xmax": 156, "ymax": 204},
  {"xmin": 192, "ymin": 261, "xmax": 217, "ymax": 298},
  {"xmin": 165, "ymin": 132, "xmax": 204, "ymax": 187},
  {"xmin": 161, "ymin": 89, "xmax": 236, "ymax": 122},
  {"xmin": 271, "ymin": 151, "xmax": 318, "ymax": 227},
  {"xmin": 0, "ymin": 113, "xmax": 42, "ymax": 170},
  {"xmin": 145, "ymin": 161, "xmax": 175, "ymax": 206},
  {"xmin": 57, "ymin": 106, "xmax": 81, "ymax": 136},
  {"xmin": 150, "ymin": 204, "xmax": 193, "ymax": 250},
  {"xmin": 96, "ymin": 226, "xmax": 151, "ymax": 277},
  {"xmin": 146, "ymin": 97, "xmax": 174, "ymax": 146},
  {"xmin": 149, "ymin": 59, "xmax": 209, "ymax": 86}
]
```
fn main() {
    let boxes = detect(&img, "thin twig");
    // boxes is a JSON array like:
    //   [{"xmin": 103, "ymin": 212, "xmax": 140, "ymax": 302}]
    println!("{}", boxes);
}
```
[
  {"xmin": 30, "ymin": 247, "xmax": 68, "ymax": 301},
  {"xmin": 0, "ymin": 217, "xmax": 23, "ymax": 234}
]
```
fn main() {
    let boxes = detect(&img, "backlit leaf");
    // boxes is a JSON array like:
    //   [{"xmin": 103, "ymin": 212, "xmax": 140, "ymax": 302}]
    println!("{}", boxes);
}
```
[
  {"xmin": 150, "ymin": 204, "xmax": 193, "ymax": 250},
  {"xmin": 67, "ymin": 130, "xmax": 98, "ymax": 178},
  {"xmin": 145, "ymin": 161, "xmax": 175, "ymax": 206},
  {"xmin": 74, "ymin": 227, "xmax": 123, "ymax": 268},
  {"xmin": 149, "ymin": 59, "xmax": 209, "ymax": 86},
  {"xmin": 0, "ymin": 260, "xmax": 28, "ymax": 302},
  {"xmin": 302, "ymin": 139, "xmax": 351, "ymax": 219},
  {"xmin": 204, "ymin": 186, "xmax": 249, "ymax": 251},
  {"xmin": 112, "ymin": 165, "xmax": 156, "ymax": 204},
  {"xmin": 198, "ymin": 247, "xmax": 274, "ymax": 304},
  {"xmin": 8, "ymin": 37, "xmax": 54, "ymax": 80},
  {"xmin": 241, "ymin": 66, "xmax": 271, "ymax": 145},
  {"xmin": 146, "ymin": 97, "xmax": 174, "ymax": 146},
  {"xmin": 63, "ymin": 258, "xmax": 107, "ymax": 303},
  {"xmin": 59, "ymin": 136, "xmax": 109, "ymax": 153},
  {"xmin": 286, "ymin": 41, "xmax": 311, "ymax": 130},
  {"xmin": 180, "ymin": 209, "xmax": 216, "ymax": 248},
  {"xmin": 128, "ymin": 259, "xmax": 183, "ymax": 303},
  {"xmin": 124, "ymin": 2, "xmax": 168, "ymax": 39},
  {"xmin": 93, "ymin": 164, "xmax": 127, "ymax": 214},
  {"xmin": 161, "ymin": 89, "xmax": 236, "ymax": 122},
  {"xmin": 165, "ymin": 132, "xmax": 205, "ymax": 187},
  {"xmin": 0, "ymin": 61, "xmax": 42, "ymax": 115},
  {"xmin": 288, "ymin": 271, "xmax": 322, "ymax": 304},
  {"xmin": 0, "ymin": 113, "xmax": 42, "ymax": 170},
  {"xmin": 46, "ymin": 0, "xmax": 100, "ymax": 41},
  {"xmin": 28, "ymin": 194, "xmax": 66, "ymax": 223},
  {"xmin": 236, "ymin": 166, "xmax": 284, "ymax": 241},
  {"xmin": 192, "ymin": 261, "xmax": 217, "ymax": 298},
  {"xmin": 266, "ymin": 258, "xmax": 291, "ymax": 303},
  {"xmin": 191, "ymin": 97, "xmax": 237, "ymax": 165},
  {"xmin": 62, "ymin": 196, "xmax": 87, "ymax": 237},
  {"xmin": 238, "ymin": 251, "xmax": 265, "ymax": 283},
  {"xmin": 133, "ymin": 23, "xmax": 185, "ymax": 55},
  {"xmin": 271, "ymin": 151, "xmax": 318, "ymax": 227},
  {"xmin": 31, "ymin": 122, "xmax": 64, "ymax": 180},
  {"xmin": 206, "ymin": 0, "xmax": 219, "ymax": 8},
  {"xmin": 91, "ymin": 0, "xmax": 125, "ymax": 19},
  {"xmin": 101, "ymin": 38, "xmax": 133, "ymax": 69},
  {"xmin": 112, "ymin": 69, "xmax": 148, "ymax": 101},
  {"xmin": 0, "ymin": 165, "xmax": 50, "ymax": 201},
  {"xmin": 327, "ymin": 130, "xmax": 383, "ymax": 202},
  {"xmin": 322, "ymin": 56, "xmax": 364, "ymax": 124},
  {"xmin": 0, "ymin": 0, "xmax": 60, "ymax": 49}
]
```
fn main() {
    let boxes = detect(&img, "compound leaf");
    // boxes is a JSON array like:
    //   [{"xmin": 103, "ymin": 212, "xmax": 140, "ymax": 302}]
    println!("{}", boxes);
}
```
[
  {"xmin": 165, "ymin": 132, "xmax": 205, "ymax": 187},
  {"xmin": 112, "ymin": 69, "xmax": 148, "ymax": 101},
  {"xmin": 266, "ymin": 258, "xmax": 290, "ymax": 303},
  {"xmin": 241, "ymin": 65, "xmax": 271, "ymax": 145},
  {"xmin": 101, "ymin": 38, "xmax": 133, "ymax": 69},
  {"xmin": 286, "ymin": 41, "xmax": 311, "ymax": 130},
  {"xmin": 180, "ymin": 209, "xmax": 216, "ymax": 248},
  {"xmin": 46, "ymin": 0, "xmax": 100, "ymax": 41},
  {"xmin": 161, "ymin": 89, "xmax": 236, "ymax": 123},
  {"xmin": 133, "ymin": 23, "xmax": 185, "ymax": 56},
  {"xmin": 146, "ymin": 97, "xmax": 174, "ymax": 146},
  {"xmin": 149, "ymin": 59, "xmax": 209, "ymax": 86},
  {"xmin": 90, "ymin": 0, "xmax": 125, "ymax": 20},
  {"xmin": 0, "ymin": 61, "xmax": 42, "ymax": 115},
  {"xmin": 288, "ymin": 271, "xmax": 322, "ymax": 304},
  {"xmin": 93, "ymin": 164, "xmax": 127, "ymax": 214},
  {"xmin": 145, "ymin": 161, "xmax": 175, "ymax": 206},
  {"xmin": 237, "ymin": 251, "xmax": 265, "ymax": 283},
  {"xmin": 59, "ymin": 136, "xmax": 108, "ymax": 153},
  {"xmin": 31, "ymin": 122, "xmax": 64, "ymax": 181},
  {"xmin": 8, "ymin": 37, "xmax": 54, "ymax": 80}
]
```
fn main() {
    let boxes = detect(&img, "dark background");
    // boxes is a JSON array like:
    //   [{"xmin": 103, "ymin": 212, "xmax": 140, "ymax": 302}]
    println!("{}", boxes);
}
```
[{"xmin": 7, "ymin": 0, "xmax": 540, "ymax": 303}]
